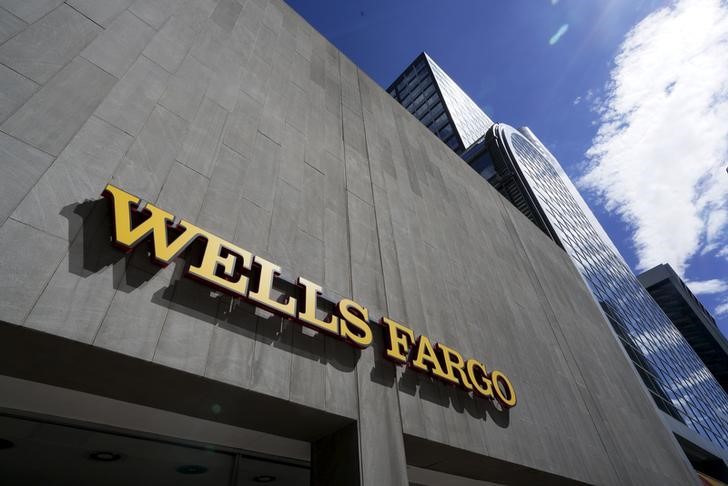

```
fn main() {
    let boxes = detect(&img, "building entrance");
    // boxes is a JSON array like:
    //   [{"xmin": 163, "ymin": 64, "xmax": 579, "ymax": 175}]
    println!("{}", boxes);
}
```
[{"xmin": 0, "ymin": 413, "xmax": 310, "ymax": 485}]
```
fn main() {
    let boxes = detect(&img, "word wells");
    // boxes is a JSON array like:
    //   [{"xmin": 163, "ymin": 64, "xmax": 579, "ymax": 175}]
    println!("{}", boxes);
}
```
[{"xmin": 102, "ymin": 184, "xmax": 516, "ymax": 408}]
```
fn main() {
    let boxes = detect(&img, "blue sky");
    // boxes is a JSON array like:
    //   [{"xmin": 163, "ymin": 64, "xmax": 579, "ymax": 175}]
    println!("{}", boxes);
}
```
[{"xmin": 286, "ymin": 0, "xmax": 728, "ymax": 338}]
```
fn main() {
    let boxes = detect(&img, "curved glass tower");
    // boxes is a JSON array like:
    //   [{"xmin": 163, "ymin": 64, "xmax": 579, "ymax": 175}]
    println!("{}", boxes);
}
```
[{"xmin": 466, "ymin": 123, "xmax": 728, "ymax": 450}]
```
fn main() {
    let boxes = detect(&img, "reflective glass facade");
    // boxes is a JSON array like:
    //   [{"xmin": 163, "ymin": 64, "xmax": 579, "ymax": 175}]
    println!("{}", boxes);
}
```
[
  {"xmin": 387, "ymin": 53, "xmax": 493, "ymax": 153},
  {"xmin": 639, "ymin": 264, "xmax": 728, "ymax": 394},
  {"xmin": 485, "ymin": 124, "xmax": 728, "ymax": 450}
]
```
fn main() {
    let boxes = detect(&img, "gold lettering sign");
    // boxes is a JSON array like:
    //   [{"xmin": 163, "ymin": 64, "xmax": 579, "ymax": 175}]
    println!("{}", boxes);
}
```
[{"xmin": 102, "ymin": 184, "xmax": 516, "ymax": 408}]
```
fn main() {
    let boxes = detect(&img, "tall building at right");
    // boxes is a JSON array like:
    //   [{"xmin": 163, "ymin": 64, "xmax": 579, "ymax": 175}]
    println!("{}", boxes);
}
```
[
  {"xmin": 639, "ymin": 263, "xmax": 728, "ymax": 394},
  {"xmin": 389, "ymin": 53, "xmax": 728, "ymax": 472}
]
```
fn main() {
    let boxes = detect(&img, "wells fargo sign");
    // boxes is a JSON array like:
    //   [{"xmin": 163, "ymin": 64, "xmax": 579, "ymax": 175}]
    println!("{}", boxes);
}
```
[{"xmin": 103, "ymin": 184, "xmax": 516, "ymax": 408}]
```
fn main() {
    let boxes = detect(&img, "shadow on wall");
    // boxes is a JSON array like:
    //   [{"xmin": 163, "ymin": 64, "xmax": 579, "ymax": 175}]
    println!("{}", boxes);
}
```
[
  {"xmin": 364, "ymin": 286, "xmax": 510, "ymax": 427},
  {"xmin": 60, "ymin": 198, "xmax": 510, "ymax": 427},
  {"xmin": 398, "ymin": 365, "xmax": 510, "ymax": 428},
  {"xmin": 60, "ymin": 198, "xmax": 359, "ymax": 373}
]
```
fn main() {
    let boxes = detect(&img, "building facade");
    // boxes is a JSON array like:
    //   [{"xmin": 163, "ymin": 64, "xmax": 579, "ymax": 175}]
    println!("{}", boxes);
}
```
[
  {"xmin": 0, "ymin": 1, "xmax": 705, "ymax": 484},
  {"xmin": 389, "ymin": 54, "xmax": 728, "ymax": 476}
]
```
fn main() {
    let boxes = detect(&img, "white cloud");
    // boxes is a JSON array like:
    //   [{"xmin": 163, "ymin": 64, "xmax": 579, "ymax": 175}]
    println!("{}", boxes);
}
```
[
  {"xmin": 685, "ymin": 279, "xmax": 728, "ymax": 294},
  {"xmin": 579, "ymin": 0, "xmax": 728, "ymax": 277},
  {"xmin": 703, "ymin": 209, "xmax": 728, "ymax": 253},
  {"xmin": 715, "ymin": 300, "xmax": 728, "ymax": 316}
]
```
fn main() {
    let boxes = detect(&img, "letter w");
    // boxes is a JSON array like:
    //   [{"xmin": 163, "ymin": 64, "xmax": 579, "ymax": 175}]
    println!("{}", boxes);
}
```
[{"xmin": 102, "ymin": 184, "xmax": 203, "ymax": 265}]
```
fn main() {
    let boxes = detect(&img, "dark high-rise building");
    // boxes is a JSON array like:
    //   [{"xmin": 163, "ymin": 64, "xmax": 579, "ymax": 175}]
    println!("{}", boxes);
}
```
[
  {"xmin": 389, "ymin": 53, "xmax": 728, "ymax": 467},
  {"xmin": 387, "ymin": 53, "xmax": 493, "ymax": 154},
  {"xmin": 639, "ymin": 264, "xmax": 728, "ymax": 393}
]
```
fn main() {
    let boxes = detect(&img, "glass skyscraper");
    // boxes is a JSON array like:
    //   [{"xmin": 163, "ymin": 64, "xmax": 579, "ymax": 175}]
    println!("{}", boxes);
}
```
[
  {"xmin": 387, "ymin": 53, "xmax": 493, "ymax": 154},
  {"xmin": 389, "ymin": 53, "xmax": 728, "ymax": 454}
]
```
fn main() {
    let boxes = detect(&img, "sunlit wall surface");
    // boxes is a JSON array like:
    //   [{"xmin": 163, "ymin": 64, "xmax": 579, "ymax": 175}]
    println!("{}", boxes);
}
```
[
  {"xmin": 496, "ymin": 124, "xmax": 728, "ymax": 450},
  {"xmin": 387, "ymin": 53, "xmax": 493, "ymax": 153}
]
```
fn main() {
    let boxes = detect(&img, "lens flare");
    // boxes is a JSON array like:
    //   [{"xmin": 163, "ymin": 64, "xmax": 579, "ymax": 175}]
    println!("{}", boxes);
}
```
[{"xmin": 549, "ymin": 24, "xmax": 569, "ymax": 45}]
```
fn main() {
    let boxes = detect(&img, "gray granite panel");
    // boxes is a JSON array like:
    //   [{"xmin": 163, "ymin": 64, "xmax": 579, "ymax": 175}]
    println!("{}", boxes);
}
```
[
  {"xmin": 235, "ymin": 0, "xmax": 263, "ymax": 37},
  {"xmin": 81, "ymin": 10, "xmax": 155, "ymax": 79},
  {"xmin": 323, "ymin": 64, "xmax": 341, "ymax": 116},
  {"xmin": 285, "ymin": 81, "xmax": 307, "ymax": 135},
  {"xmin": 0, "ymin": 0, "xmax": 63, "ymax": 23},
  {"xmin": 0, "ymin": 4, "xmax": 100, "ymax": 84},
  {"xmin": 222, "ymin": 89, "xmax": 263, "ymax": 158},
  {"xmin": 24, "ymin": 204, "xmax": 121, "ymax": 343},
  {"xmin": 252, "ymin": 25, "xmax": 277, "ymax": 65},
  {"xmin": 2, "ymin": 57, "xmax": 117, "ymax": 156},
  {"xmin": 278, "ymin": 123, "xmax": 305, "ymax": 187},
  {"xmin": 210, "ymin": 0, "xmax": 241, "ymax": 33},
  {"xmin": 157, "ymin": 55, "xmax": 211, "ymax": 121},
  {"xmin": 302, "ymin": 106, "xmax": 325, "ymax": 172},
  {"xmin": 149, "ymin": 161, "xmax": 213, "ymax": 374},
  {"xmin": 294, "ymin": 228, "xmax": 324, "ymax": 284},
  {"xmin": 94, "ymin": 264, "xmax": 174, "ymax": 360},
  {"xmin": 155, "ymin": 161, "xmax": 208, "ymax": 221},
  {"xmin": 0, "ymin": 218, "xmax": 66, "ymax": 324},
  {"xmin": 67, "ymin": 0, "xmax": 133, "ymax": 27},
  {"xmin": 321, "ymin": 150, "xmax": 346, "ymax": 216},
  {"xmin": 0, "ymin": 64, "xmax": 37, "ymax": 124},
  {"xmin": 322, "ymin": 334, "xmax": 358, "ymax": 419},
  {"xmin": 110, "ymin": 105, "xmax": 188, "ymax": 203},
  {"xmin": 267, "ymin": 178, "xmax": 301, "ymax": 271},
  {"xmin": 289, "ymin": 322, "xmax": 326, "ymax": 410},
  {"xmin": 249, "ymin": 314, "xmax": 293, "ymax": 400},
  {"xmin": 262, "ymin": 1, "xmax": 283, "ymax": 33},
  {"xmin": 129, "ymin": 0, "xmax": 177, "ymax": 29},
  {"xmin": 239, "ymin": 132, "xmax": 280, "ymax": 211},
  {"xmin": 234, "ymin": 195, "xmax": 272, "ymax": 258},
  {"xmin": 205, "ymin": 44, "xmax": 243, "ymax": 112},
  {"xmin": 342, "ymin": 106, "xmax": 366, "ymax": 157},
  {"xmin": 338, "ymin": 53, "xmax": 357, "ymax": 89},
  {"xmin": 176, "ymin": 97, "xmax": 227, "ymax": 177},
  {"xmin": 257, "ymin": 64, "xmax": 289, "ymax": 144},
  {"xmin": 239, "ymin": 54, "xmax": 272, "ymax": 107},
  {"xmin": 205, "ymin": 301, "xmax": 257, "ymax": 388},
  {"xmin": 228, "ymin": 12, "xmax": 257, "ymax": 60},
  {"xmin": 0, "ymin": 131, "xmax": 52, "ymax": 226},
  {"xmin": 323, "ymin": 207, "xmax": 351, "ymax": 299},
  {"xmin": 356, "ymin": 335, "xmax": 409, "ymax": 486},
  {"xmin": 196, "ymin": 144, "xmax": 248, "ymax": 240},
  {"xmin": 153, "ymin": 276, "xmax": 219, "ymax": 375},
  {"xmin": 142, "ymin": 3, "xmax": 210, "ymax": 73},
  {"xmin": 271, "ymin": 28, "xmax": 295, "ymax": 74},
  {"xmin": 347, "ymin": 193, "xmax": 386, "ymax": 318},
  {"xmin": 299, "ymin": 163, "xmax": 324, "ymax": 241},
  {"xmin": 292, "ymin": 19, "xmax": 312, "ymax": 62},
  {"xmin": 288, "ymin": 50, "xmax": 310, "ymax": 91},
  {"xmin": 345, "ymin": 146, "xmax": 373, "ymax": 205},
  {"xmin": 370, "ymin": 184, "xmax": 406, "ymax": 322},
  {"xmin": 0, "ymin": 7, "xmax": 26, "ymax": 45},
  {"xmin": 322, "ymin": 109, "xmax": 343, "ymax": 161},
  {"xmin": 94, "ymin": 55, "xmax": 169, "ymax": 136},
  {"xmin": 309, "ymin": 54, "xmax": 324, "ymax": 90},
  {"xmin": 11, "ymin": 115, "xmax": 132, "ymax": 239}
]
